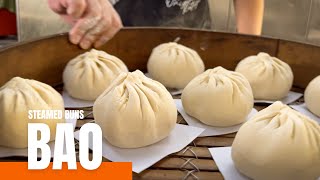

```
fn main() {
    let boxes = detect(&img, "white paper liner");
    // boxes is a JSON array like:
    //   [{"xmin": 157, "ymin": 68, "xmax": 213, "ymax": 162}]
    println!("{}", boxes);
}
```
[
  {"xmin": 74, "ymin": 124, "xmax": 204, "ymax": 173},
  {"xmin": 175, "ymin": 99, "xmax": 258, "ymax": 137},
  {"xmin": 209, "ymin": 147, "xmax": 249, "ymax": 180},
  {"xmin": 144, "ymin": 73, "xmax": 183, "ymax": 96},
  {"xmin": 0, "ymin": 118, "xmax": 77, "ymax": 158},
  {"xmin": 254, "ymin": 91, "xmax": 302, "ymax": 104},
  {"xmin": 209, "ymin": 147, "xmax": 320, "ymax": 180},
  {"xmin": 167, "ymin": 88, "xmax": 184, "ymax": 96},
  {"xmin": 290, "ymin": 103, "xmax": 320, "ymax": 124},
  {"xmin": 62, "ymin": 90, "xmax": 95, "ymax": 108}
]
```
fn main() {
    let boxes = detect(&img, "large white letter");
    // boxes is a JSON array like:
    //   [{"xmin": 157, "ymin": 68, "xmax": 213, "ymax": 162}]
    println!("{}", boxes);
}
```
[
  {"xmin": 28, "ymin": 123, "xmax": 51, "ymax": 169},
  {"xmin": 79, "ymin": 123, "xmax": 102, "ymax": 170},
  {"xmin": 53, "ymin": 123, "xmax": 77, "ymax": 169}
]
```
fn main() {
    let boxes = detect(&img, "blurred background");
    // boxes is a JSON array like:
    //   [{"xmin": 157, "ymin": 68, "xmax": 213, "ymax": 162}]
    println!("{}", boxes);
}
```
[{"xmin": 1, "ymin": 0, "xmax": 320, "ymax": 47}]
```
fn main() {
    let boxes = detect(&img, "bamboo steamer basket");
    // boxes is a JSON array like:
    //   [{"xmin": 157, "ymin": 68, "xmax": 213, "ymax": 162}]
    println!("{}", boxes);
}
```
[{"xmin": 0, "ymin": 28, "xmax": 318, "ymax": 180}]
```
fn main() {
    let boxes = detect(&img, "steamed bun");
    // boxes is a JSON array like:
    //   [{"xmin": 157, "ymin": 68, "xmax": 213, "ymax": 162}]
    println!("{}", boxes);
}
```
[
  {"xmin": 305, "ymin": 75, "xmax": 320, "ymax": 117},
  {"xmin": 93, "ymin": 70, "xmax": 177, "ymax": 148},
  {"xmin": 0, "ymin": 77, "xmax": 65, "ymax": 148},
  {"xmin": 63, "ymin": 49, "xmax": 128, "ymax": 101},
  {"xmin": 147, "ymin": 42, "xmax": 205, "ymax": 89},
  {"xmin": 181, "ymin": 66, "xmax": 254, "ymax": 127},
  {"xmin": 232, "ymin": 101, "xmax": 320, "ymax": 180},
  {"xmin": 235, "ymin": 52, "xmax": 293, "ymax": 100}
]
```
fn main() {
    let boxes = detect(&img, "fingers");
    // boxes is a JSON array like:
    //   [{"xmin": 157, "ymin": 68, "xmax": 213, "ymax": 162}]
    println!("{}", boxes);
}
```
[
  {"xmin": 68, "ymin": 0, "xmax": 123, "ymax": 49},
  {"xmin": 79, "ymin": 0, "xmax": 122, "ymax": 49},
  {"xmin": 48, "ymin": 0, "xmax": 86, "ymax": 17},
  {"xmin": 48, "ymin": 0, "xmax": 66, "ymax": 14},
  {"xmin": 83, "ymin": 0, "xmax": 122, "ymax": 49},
  {"xmin": 78, "ymin": 0, "xmax": 109, "ymax": 49},
  {"xmin": 61, "ymin": 14, "xmax": 77, "ymax": 25},
  {"xmin": 94, "ymin": 9, "xmax": 123, "ymax": 48},
  {"xmin": 69, "ymin": 0, "xmax": 102, "ymax": 46},
  {"xmin": 66, "ymin": 0, "xmax": 86, "ymax": 18},
  {"xmin": 48, "ymin": 0, "xmax": 121, "ymax": 49},
  {"xmin": 80, "ymin": 15, "xmax": 111, "ymax": 49}
]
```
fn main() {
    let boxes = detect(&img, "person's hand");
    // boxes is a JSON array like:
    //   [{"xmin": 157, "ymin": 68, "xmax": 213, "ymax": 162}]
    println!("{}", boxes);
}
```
[{"xmin": 48, "ymin": 0, "xmax": 123, "ymax": 49}]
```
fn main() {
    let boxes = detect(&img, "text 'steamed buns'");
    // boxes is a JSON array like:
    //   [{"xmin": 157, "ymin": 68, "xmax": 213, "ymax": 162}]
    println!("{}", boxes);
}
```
[
  {"xmin": 235, "ymin": 52, "xmax": 293, "ymax": 100},
  {"xmin": 232, "ymin": 101, "xmax": 320, "ymax": 180},
  {"xmin": 93, "ymin": 70, "xmax": 177, "ymax": 148},
  {"xmin": 0, "ymin": 77, "xmax": 65, "ymax": 148},
  {"xmin": 181, "ymin": 66, "xmax": 254, "ymax": 127},
  {"xmin": 63, "ymin": 49, "xmax": 128, "ymax": 101},
  {"xmin": 147, "ymin": 42, "xmax": 205, "ymax": 89},
  {"xmin": 305, "ymin": 75, "xmax": 320, "ymax": 117}
]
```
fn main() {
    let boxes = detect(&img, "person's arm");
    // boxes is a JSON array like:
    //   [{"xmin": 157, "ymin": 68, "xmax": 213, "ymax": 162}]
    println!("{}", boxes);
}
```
[
  {"xmin": 48, "ymin": 0, "xmax": 122, "ymax": 49},
  {"xmin": 234, "ymin": 0, "xmax": 264, "ymax": 35}
]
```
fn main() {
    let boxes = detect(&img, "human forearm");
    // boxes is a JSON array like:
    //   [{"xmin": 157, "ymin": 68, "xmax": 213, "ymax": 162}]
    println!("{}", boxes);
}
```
[{"xmin": 234, "ymin": 0, "xmax": 264, "ymax": 35}]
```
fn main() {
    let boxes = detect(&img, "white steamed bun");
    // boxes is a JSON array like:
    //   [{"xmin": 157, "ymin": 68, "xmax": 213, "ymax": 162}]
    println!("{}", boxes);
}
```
[
  {"xmin": 305, "ymin": 75, "xmax": 320, "ymax": 117},
  {"xmin": 147, "ymin": 42, "xmax": 205, "ymax": 89},
  {"xmin": 0, "ymin": 77, "xmax": 65, "ymax": 148},
  {"xmin": 93, "ymin": 70, "xmax": 177, "ymax": 148},
  {"xmin": 235, "ymin": 52, "xmax": 293, "ymax": 100},
  {"xmin": 232, "ymin": 101, "xmax": 320, "ymax": 180},
  {"xmin": 181, "ymin": 66, "xmax": 254, "ymax": 127},
  {"xmin": 63, "ymin": 49, "xmax": 128, "ymax": 101}
]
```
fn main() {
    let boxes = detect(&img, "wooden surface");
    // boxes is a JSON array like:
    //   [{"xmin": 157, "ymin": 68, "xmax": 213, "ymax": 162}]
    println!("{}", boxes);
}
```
[
  {"xmin": 1, "ymin": 28, "xmax": 319, "ymax": 89},
  {"xmin": 1, "ymin": 28, "xmax": 319, "ymax": 88},
  {"xmin": 277, "ymin": 40, "xmax": 320, "ymax": 88},
  {"xmin": 0, "ymin": 28, "xmax": 318, "ymax": 179},
  {"xmin": 0, "ymin": 27, "xmax": 277, "ymax": 87}
]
